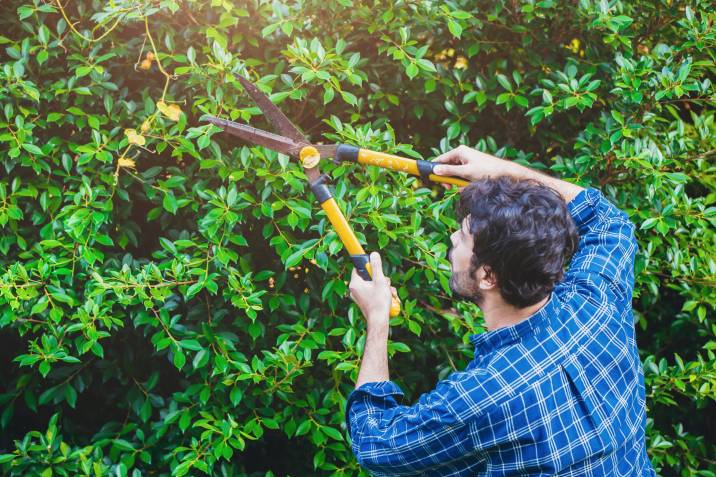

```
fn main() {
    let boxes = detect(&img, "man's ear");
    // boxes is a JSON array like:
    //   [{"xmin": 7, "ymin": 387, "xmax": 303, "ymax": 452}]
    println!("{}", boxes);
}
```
[{"xmin": 478, "ymin": 265, "xmax": 498, "ymax": 290}]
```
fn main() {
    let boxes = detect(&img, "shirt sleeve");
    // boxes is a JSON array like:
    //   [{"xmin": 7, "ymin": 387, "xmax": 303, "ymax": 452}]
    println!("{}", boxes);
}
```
[
  {"xmin": 562, "ymin": 187, "xmax": 638, "ymax": 308},
  {"xmin": 344, "ymin": 374, "xmax": 480, "ymax": 475}
]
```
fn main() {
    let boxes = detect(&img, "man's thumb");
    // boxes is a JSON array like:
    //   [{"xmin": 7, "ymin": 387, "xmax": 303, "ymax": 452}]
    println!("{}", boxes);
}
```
[
  {"xmin": 369, "ymin": 252, "xmax": 384, "ymax": 280},
  {"xmin": 433, "ymin": 164, "xmax": 459, "ymax": 176}
]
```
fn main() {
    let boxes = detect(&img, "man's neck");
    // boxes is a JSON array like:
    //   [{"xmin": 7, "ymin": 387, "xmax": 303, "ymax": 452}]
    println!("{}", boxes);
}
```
[{"xmin": 482, "ymin": 294, "xmax": 550, "ymax": 332}]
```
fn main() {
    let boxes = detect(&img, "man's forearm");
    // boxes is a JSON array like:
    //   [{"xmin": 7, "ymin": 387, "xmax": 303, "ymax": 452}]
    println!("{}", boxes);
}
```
[
  {"xmin": 499, "ymin": 160, "xmax": 585, "ymax": 203},
  {"xmin": 355, "ymin": 324, "xmax": 390, "ymax": 389}
]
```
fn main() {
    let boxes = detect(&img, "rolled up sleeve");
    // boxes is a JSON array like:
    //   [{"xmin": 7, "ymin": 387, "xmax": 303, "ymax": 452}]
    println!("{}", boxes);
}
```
[
  {"xmin": 345, "ymin": 381, "xmax": 406, "ymax": 438},
  {"xmin": 344, "ymin": 376, "xmax": 477, "ymax": 475},
  {"xmin": 563, "ymin": 188, "xmax": 638, "ymax": 307}
]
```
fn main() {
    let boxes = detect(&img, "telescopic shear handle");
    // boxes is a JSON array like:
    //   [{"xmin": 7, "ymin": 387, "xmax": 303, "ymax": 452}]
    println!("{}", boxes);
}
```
[{"xmin": 309, "ymin": 174, "xmax": 401, "ymax": 317}]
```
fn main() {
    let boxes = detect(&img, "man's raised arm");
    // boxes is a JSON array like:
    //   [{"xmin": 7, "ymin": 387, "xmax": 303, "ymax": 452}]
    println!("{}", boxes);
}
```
[{"xmin": 432, "ymin": 145, "xmax": 585, "ymax": 202}]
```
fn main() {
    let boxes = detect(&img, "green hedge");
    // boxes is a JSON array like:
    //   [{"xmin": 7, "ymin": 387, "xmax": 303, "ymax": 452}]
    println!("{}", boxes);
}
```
[{"xmin": 1, "ymin": 0, "xmax": 715, "ymax": 475}]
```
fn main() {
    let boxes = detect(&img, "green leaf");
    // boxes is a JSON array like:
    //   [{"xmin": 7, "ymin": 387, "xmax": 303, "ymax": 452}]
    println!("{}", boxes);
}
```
[
  {"xmin": 88, "ymin": 115, "xmax": 100, "ymax": 130},
  {"xmin": 173, "ymin": 350, "xmax": 186, "ymax": 370},
  {"xmin": 230, "ymin": 387, "xmax": 243, "ymax": 405},
  {"xmin": 295, "ymin": 420, "xmax": 311, "ymax": 436},
  {"xmin": 640, "ymin": 218, "xmax": 659, "ymax": 230},
  {"xmin": 30, "ymin": 296, "xmax": 49, "ymax": 315},
  {"xmin": 17, "ymin": 6, "xmax": 34, "ymax": 20},
  {"xmin": 447, "ymin": 20, "xmax": 462, "ymax": 38},
  {"xmin": 416, "ymin": 58, "xmax": 436, "ymax": 72},
  {"xmin": 163, "ymin": 191, "xmax": 178, "ymax": 214},
  {"xmin": 39, "ymin": 361, "xmax": 50, "ymax": 377},
  {"xmin": 64, "ymin": 384, "xmax": 77, "ymax": 408},
  {"xmin": 323, "ymin": 87, "xmax": 334, "ymax": 104},
  {"xmin": 450, "ymin": 10, "xmax": 472, "ymax": 20},
  {"xmin": 665, "ymin": 172, "xmax": 689, "ymax": 184},
  {"xmin": 447, "ymin": 121, "xmax": 461, "ymax": 139},
  {"xmin": 180, "ymin": 339, "xmax": 202, "ymax": 351},
  {"xmin": 285, "ymin": 248, "xmax": 306, "ymax": 268},
  {"xmin": 261, "ymin": 23, "xmax": 280, "ymax": 37},
  {"xmin": 514, "ymin": 95, "xmax": 529, "ymax": 108},
  {"xmin": 113, "ymin": 439, "xmax": 135, "ymax": 452},
  {"xmin": 496, "ymin": 74, "xmax": 512, "ymax": 91},
  {"xmin": 140, "ymin": 399, "xmax": 152, "ymax": 422},
  {"xmin": 22, "ymin": 143, "xmax": 43, "ymax": 155},
  {"xmin": 193, "ymin": 349, "xmax": 209, "ymax": 369},
  {"xmin": 341, "ymin": 91, "xmax": 357, "ymax": 106},
  {"xmin": 322, "ymin": 426, "xmax": 344, "ymax": 441}
]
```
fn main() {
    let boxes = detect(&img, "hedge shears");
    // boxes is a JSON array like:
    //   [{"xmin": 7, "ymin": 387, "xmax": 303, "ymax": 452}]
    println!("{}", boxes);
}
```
[{"xmin": 202, "ymin": 76, "xmax": 468, "ymax": 317}]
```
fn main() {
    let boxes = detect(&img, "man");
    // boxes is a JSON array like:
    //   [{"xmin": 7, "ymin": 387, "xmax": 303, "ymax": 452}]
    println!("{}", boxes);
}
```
[{"xmin": 346, "ymin": 145, "xmax": 655, "ymax": 476}]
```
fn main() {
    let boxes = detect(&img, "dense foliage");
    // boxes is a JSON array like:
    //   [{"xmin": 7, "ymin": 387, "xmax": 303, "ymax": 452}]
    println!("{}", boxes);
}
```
[{"xmin": 1, "ymin": 0, "xmax": 715, "ymax": 475}]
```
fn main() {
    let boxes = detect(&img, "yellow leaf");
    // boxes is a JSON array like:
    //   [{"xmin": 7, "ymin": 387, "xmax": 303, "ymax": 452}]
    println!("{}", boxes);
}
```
[
  {"xmin": 118, "ymin": 157, "xmax": 136, "ymax": 169},
  {"xmin": 156, "ymin": 100, "xmax": 170, "ymax": 116},
  {"xmin": 124, "ymin": 129, "xmax": 145, "ymax": 146},
  {"xmin": 157, "ymin": 101, "xmax": 182, "ymax": 121},
  {"xmin": 454, "ymin": 56, "xmax": 468, "ymax": 70},
  {"xmin": 168, "ymin": 104, "xmax": 182, "ymax": 121}
]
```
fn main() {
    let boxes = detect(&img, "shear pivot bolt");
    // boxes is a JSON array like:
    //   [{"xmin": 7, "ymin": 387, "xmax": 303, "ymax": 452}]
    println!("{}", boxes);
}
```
[{"xmin": 300, "ymin": 146, "xmax": 320, "ymax": 169}]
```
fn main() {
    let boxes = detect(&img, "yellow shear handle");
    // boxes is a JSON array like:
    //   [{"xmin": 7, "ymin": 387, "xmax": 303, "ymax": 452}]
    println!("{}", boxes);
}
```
[
  {"xmin": 320, "ymin": 198, "xmax": 401, "ymax": 317},
  {"xmin": 337, "ymin": 147, "xmax": 469, "ymax": 187}
]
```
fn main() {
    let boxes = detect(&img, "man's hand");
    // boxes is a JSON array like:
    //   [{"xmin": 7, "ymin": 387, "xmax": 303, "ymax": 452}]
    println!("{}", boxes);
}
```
[
  {"xmin": 349, "ymin": 252, "xmax": 397, "ymax": 330},
  {"xmin": 432, "ymin": 145, "xmax": 511, "ymax": 188},
  {"xmin": 351, "ymin": 253, "xmax": 395, "ymax": 388},
  {"xmin": 432, "ymin": 145, "xmax": 584, "ymax": 202}
]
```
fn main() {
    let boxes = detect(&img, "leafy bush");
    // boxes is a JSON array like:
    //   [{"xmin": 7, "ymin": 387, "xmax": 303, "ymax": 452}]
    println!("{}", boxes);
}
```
[{"xmin": 1, "ymin": 0, "xmax": 715, "ymax": 475}]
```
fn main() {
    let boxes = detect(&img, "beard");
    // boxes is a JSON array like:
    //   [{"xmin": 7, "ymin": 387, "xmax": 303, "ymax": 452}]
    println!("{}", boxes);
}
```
[
  {"xmin": 449, "ymin": 270, "xmax": 485, "ymax": 306},
  {"xmin": 447, "ymin": 245, "xmax": 486, "ymax": 306}
]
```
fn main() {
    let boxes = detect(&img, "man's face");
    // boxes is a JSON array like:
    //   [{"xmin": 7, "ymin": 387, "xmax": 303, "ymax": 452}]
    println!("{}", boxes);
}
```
[{"xmin": 448, "ymin": 216, "xmax": 485, "ymax": 304}]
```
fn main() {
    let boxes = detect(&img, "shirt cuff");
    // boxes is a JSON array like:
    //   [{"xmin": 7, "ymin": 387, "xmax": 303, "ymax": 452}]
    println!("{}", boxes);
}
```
[{"xmin": 344, "ymin": 381, "xmax": 404, "ymax": 438}]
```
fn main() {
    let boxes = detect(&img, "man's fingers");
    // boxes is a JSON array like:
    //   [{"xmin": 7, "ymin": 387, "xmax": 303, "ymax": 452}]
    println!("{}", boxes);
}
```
[
  {"xmin": 390, "ymin": 286, "xmax": 397, "ymax": 298},
  {"xmin": 348, "ymin": 268, "xmax": 360, "ymax": 296},
  {"xmin": 433, "ymin": 149, "xmax": 459, "ymax": 164},
  {"xmin": 369, "ymin": 252, "xmax": 385, "ymax": 281}
]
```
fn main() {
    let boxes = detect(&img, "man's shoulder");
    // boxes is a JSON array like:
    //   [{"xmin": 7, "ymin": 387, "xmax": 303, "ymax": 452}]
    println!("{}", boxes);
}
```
[{"xmin": 447, "ymin": 289, "xmax": 634, "ymax": 420}]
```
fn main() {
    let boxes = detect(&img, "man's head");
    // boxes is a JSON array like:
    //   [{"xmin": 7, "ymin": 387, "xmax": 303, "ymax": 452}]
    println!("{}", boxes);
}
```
[{"xmin": 448, "ymin": 176, "xmax": 579, "ymax": 309}]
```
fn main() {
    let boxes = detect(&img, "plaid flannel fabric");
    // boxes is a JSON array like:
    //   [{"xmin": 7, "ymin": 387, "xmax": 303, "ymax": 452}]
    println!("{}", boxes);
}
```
[{"xmin": 345, "ymin": 188, "xmax": 656, "ymax": 476}]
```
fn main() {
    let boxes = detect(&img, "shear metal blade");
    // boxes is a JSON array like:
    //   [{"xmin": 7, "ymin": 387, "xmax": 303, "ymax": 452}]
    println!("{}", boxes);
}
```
[
  {"xmin": 237, "ymin": 75, "xmax": 307, "ymax": 144},
  {"xmin": 203, "ymin": 115, "xmax": 307, "ymax": 156}
]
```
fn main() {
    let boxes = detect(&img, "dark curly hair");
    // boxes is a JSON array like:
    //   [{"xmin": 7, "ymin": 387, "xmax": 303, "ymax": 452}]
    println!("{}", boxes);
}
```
[{"xmin": 456, "ymin": 175, "xmax": 579, "ymax": 308}]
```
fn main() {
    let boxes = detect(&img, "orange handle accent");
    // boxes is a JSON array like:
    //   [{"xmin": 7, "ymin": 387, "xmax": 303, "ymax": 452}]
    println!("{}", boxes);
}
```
[
  {"xmin": 427, "ymin": 174, "xmax": 469, "ymax": 187},
  {"xmin": 356, "ymin": 149, "xmax": 470, "ymax": 187}
]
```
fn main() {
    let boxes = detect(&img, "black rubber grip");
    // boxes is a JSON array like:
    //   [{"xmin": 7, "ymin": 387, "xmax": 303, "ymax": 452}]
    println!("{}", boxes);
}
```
[
  {"xmin": 309, "ymin": 174, "xmax": 333, "ymax": 204},
  {"xmin": 336, "ymin": 144, "xmax": 360, "ymax": 163},
  {"xmin": 351, "ymin": 254, "xmax": 371, "ymax": 280},
  {"xmin": 416, "ymin": 159, "xmax": 435, "ymax": 182}
]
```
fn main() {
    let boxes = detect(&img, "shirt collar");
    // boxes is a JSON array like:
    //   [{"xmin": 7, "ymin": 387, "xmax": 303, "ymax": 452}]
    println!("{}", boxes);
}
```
[{"xmin": 469, "ymin": 292, "xmax": 557, "ymax": 355}]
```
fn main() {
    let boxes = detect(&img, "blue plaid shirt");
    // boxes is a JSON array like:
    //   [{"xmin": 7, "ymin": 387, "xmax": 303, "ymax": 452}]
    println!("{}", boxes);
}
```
[{"xmin": 345, "ymin": 188, "xmax": 656, "ymax": 476}]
